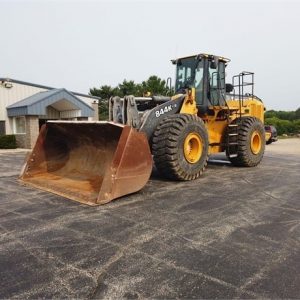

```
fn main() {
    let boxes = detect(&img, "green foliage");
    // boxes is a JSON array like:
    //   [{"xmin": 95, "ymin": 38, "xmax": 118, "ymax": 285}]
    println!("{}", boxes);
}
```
[
  {"xmin": 264, "ymin": 108, "xmax": 300, "ymax": 135},
  {"xmin": 90, "ymin": 85, "xmax": 115, "ymax": 120},
  {"xmin": 265, "ymin": 109, "xmax": 298, "ymax": 121},
  {"xmin": 296, "ymin": 107, "xmax": 300, "ymax": 119},
  {"xmin": 90, "ymin": 85, "xmax": 115, "ymax": 99},
  {"xmin": 98, "ymin": 100, "xmax": 109, "ymax": 121},
  {"xmin": 265, "ymin": 117, "xmax": 300, "ymax": 135},
  {"xmin": 118, "ymin": 80, "xmax": 140, "ymax": 96},
  {"xmin": 141, "ymin": 75, "xmax": 171, "ymax": 96},
  {"xmin": 89, "ymin": 75, "xmax": 174, "ymax": 120},
  {"xmin": 0, "ymin": 135, "xmax": 17, "ymax": 149}
]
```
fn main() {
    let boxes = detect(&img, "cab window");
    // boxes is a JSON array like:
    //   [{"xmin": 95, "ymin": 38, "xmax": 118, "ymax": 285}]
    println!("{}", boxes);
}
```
[{"xmin": 208, "ymin": 60, "xmax": 226, "ymax": 106}]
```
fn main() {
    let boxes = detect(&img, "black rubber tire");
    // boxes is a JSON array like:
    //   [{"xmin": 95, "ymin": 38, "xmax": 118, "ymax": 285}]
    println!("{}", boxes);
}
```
[
  {"xmin": 266, "ymin": 140, "xmax": 272, "ymax": 145},
  {"xmin": 152, "ymin": 114, "xmax": 209, "ymax": 180},
  {"xmin": 228, "ymin": 117, "xmax": 265, "ymax": 167}
]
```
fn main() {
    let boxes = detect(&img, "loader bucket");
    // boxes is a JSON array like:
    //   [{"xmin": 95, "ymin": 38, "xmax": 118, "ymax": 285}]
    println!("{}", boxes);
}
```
[{"xmin": 20, "ymin": 121, "xmax": 152, "ymax": 205}]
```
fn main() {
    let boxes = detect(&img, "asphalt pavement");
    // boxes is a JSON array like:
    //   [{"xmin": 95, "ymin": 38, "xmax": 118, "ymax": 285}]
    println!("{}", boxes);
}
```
[{"xmin": 0, "ymin": 139, "xmax": 300, "ymax": 299}]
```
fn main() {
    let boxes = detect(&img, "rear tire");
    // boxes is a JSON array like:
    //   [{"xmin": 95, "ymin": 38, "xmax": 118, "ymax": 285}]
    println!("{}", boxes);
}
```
[
  {"xmin": 152, "ymin": 114, "xmax": 209, "ymax": 180},
  {"xmin": 227, "ymin": 117, "xmax": 265, "ymax": 167}
]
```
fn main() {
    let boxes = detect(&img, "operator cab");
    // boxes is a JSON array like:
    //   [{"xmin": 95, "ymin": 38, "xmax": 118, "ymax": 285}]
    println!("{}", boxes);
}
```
[{"xmin": 172, "ymin": 54, "xmax": 230, "ymax": 113}]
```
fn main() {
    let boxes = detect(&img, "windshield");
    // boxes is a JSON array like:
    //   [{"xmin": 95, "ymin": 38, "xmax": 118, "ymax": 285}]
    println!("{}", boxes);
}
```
[{"xmin": 175, "ymin": 57, "xmax": 203, "ymax": 91}]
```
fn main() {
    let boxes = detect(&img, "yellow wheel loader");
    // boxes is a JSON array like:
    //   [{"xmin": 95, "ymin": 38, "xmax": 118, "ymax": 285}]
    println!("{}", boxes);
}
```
[{"xmin": 20, "ymin": 53, "xmax": 266, "ymax": 205}]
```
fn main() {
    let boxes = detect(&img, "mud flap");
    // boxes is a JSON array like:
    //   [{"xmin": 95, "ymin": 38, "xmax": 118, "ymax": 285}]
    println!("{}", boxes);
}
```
[{"xmin": 20, "ymin": 121, "xmax": 152, "ymax": 205}]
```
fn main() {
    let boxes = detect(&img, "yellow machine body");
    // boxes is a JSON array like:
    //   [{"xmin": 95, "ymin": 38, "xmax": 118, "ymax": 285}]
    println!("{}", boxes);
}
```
[{"xmin": 178, "ymin": 90, "xmax": 265, "ymax": 154}]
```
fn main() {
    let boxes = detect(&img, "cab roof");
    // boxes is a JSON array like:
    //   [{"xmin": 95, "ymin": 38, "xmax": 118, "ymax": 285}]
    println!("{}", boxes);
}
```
[{"xmin": 172, "ymin": 53, "xmax": 230, "ymax": 64}]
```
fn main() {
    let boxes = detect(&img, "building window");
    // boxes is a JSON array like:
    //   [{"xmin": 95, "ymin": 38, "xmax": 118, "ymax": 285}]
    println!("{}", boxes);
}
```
[
  {"xmin": 0, "ymin": 121, "xmax": 5, "ymax": 135},
  {"xmin": 14, "ymin": 117, "xmax": 26, "ymax": 134}
]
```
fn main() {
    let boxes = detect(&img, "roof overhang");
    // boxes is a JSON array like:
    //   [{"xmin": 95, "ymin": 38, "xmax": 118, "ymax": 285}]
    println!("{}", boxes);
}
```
[{"xmin": 7, "ymin": 88, "xmax": 94, "ymax": 118}]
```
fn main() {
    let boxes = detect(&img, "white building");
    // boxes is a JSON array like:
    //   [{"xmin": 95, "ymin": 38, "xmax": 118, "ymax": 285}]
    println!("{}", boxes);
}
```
[{"xmin": 0, "ymin": 78, "xmax": 99, "ymax": 148}]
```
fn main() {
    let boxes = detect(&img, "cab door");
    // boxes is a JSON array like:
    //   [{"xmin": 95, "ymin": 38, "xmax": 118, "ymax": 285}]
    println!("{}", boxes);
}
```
[{"xmin": 207, "ymin": 59, "xmax": 226, "ymax": 106}]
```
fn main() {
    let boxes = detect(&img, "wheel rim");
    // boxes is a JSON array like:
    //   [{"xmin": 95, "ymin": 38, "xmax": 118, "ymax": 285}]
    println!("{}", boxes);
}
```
[
  {"xmin": 183, "ymin": 133, "xmax": 203, "ymax": 163},
  {"xmin": 250, "ymin": 131, "xmax": 262, "ymax": 154}
]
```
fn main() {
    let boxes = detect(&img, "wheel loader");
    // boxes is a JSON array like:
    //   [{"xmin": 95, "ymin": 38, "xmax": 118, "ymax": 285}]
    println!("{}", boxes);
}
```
[{"xmin": 20, "ymin": 53, "xmax": 266, "ymax": 205}]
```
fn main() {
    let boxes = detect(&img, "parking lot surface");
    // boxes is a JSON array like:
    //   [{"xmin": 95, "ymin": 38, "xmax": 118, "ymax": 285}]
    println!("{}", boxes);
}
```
[{"xmin": 0, "ymin": 139, "xmax": 300, "ymax": 299}]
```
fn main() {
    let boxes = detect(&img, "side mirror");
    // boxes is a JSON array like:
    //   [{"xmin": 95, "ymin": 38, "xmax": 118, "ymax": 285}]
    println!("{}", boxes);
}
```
[{"xmin": 226, "ymin": 83, "xmax": 234, "ymax": 93}]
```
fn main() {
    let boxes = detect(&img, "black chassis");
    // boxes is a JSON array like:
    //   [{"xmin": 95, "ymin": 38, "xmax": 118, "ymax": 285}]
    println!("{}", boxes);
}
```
[{"xmin": 139, "ymin": 95, "xmax": 185, "ymax": 141}]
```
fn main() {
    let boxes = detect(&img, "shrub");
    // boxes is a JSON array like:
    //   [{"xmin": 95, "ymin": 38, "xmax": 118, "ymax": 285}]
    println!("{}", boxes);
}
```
[
  {"xmin": 265, "ymin": 117, "xmax": 300, "ymax": 135},
  {"xmin": 0, "ymin": 135, "xmax": 17, "ymax": 149},
  {"xmin": 265, "ymin": 109, "xmax": 299, "ymax": 121}
]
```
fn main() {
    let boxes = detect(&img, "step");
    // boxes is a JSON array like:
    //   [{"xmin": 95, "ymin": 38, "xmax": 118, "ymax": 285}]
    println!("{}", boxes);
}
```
[
  {"xmin": 228, "ymin": 124, "xmax": 238, "ymax": 127},
  {"xmin": 228, "ymin": 142, "xmax": 238, "ymax": 145},
  {"xmin": 228, "ymin": 133, "xmax": 238, "ymax": 136},
  {"xmin": 228, "ymin": 154, "xmax": 238, "ymax": 158}
]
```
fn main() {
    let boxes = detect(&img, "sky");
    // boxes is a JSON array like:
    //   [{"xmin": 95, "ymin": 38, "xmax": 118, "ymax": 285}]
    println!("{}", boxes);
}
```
[{"xmin": 0, "ymin": 0, "xmax": 299, "ymax": 110}]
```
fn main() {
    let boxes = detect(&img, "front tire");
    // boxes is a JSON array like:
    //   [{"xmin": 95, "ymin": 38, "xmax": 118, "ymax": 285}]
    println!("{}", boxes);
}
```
[
  {"xmin": 228, "ymin": 117, "xmax": 265, "ymax": 167},
  {"xmin": 152, "ymin": 114, "xmax": 209, "ymax": 180}
]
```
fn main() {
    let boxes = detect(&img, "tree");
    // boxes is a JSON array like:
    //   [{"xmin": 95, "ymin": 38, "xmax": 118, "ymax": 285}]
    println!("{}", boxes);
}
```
[
  {"xmin": 264, "ymin": 108, "xmax": 300, "ymax": 135},
  {"xmin": 118, "ymin": 80, "xmax": 140, "ymax": 97},
  {"xmin": 89, "ymin": 75, "xmax": 174, "ymax": 120},
  {"xmin": 264, "ymin": 110, "xmax": 276, "ymax": 119},
  {"xmin": 90, "ymin": 85, "xmax": 115, "ymax": 99},
  {"xmin": 295, "ymin": 107, "xmax": 300, "ymax": 120},
  {"xmin": 265, "ymin": 109, "xmax": 298, "ymax": 121},
  {"xmin": 89, "ymin": 85, "xmax": 116, "ymax": 120},
  {"xmin": 141, "ymin": 75, "xmax": 171, "ymax": 96},
  {"xmin": 265, "ymin": 117, "xmax": 298, "ymax": 135}
]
